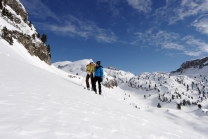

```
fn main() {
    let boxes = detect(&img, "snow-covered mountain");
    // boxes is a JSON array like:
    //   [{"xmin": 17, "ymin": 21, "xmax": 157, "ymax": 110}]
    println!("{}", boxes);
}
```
[
  {"xmin": 1, "ymin": 0, "xmax": 208, "ymax": 138},
  {"xmin": 0, "ymin": 0, "xmax": 51, "ymax": 64},
  {"xmin": 53, "ymin": 60, "xmax": 135, "ymax": 88},
  {"xmin": 171, "ymin": 57, "xmax": 208, "ymax": 76},
  {"xmin": 53, "ymin": 60, "xmax": 90, "ymax": 76}
]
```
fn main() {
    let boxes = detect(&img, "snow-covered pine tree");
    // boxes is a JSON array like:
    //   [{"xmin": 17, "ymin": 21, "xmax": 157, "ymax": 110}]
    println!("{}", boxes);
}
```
[
  {"xmin": 157, "ymin": 103, "xmax": 161, "ymax": 108},
  {"xmin": 28, "ymin": 21, "xmax": 32, "ymax": 27},
  {"xmin": 177, "ymin": 104, "xmax": 181, "ymax": 110},
  {"xmin": 198, "ymin": 104, "xmax": 202, "ymax": 109}
]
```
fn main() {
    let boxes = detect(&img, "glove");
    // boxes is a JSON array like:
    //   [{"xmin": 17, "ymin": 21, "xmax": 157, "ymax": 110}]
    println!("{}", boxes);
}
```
[{"xmin": 100, "ymin": 78, "xmax": 103, "ymax": 82}]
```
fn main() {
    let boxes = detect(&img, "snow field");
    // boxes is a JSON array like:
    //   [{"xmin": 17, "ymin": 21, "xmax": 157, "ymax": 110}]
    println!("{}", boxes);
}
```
[{"xmin": 0, "ymin": 31, "xmax": 208, "ymax": 139}]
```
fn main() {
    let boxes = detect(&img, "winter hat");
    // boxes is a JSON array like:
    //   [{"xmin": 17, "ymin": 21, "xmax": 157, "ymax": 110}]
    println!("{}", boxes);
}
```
[
  {"xmin": 96, "ymin": 61, "xmax": 101, "ymax": 65},
  {"xmin": 89, "ymin": 59, "xmax": 94, "ymax": 64},
  {"xmin": 90, "ymin": 59, "xmax": 93, "ymax": 63}
]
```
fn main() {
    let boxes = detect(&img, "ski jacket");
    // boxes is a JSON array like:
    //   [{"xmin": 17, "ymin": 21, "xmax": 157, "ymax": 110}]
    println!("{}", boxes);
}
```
[
  {"xmin": 86, "ymin": 63, "xmax": 95, "ymax": 73},
  {"xmin": 94, "ymin": 66, "xmax": 104, "ymax": 78}
]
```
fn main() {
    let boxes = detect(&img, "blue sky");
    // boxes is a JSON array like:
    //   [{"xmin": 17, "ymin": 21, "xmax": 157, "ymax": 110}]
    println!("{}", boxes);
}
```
[{"xmin": 19, "ymin": 0, "xmax": 208, "ymax": 74}]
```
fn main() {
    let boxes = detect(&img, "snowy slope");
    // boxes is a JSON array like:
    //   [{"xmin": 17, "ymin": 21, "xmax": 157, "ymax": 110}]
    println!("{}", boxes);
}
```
[
  {"xmin": 1, "ymin": 34, "xmax": 208, "ymax": 139},
  {"xmin": 172, "ymin": 66, "xmax": 208, "ymax": 76}
]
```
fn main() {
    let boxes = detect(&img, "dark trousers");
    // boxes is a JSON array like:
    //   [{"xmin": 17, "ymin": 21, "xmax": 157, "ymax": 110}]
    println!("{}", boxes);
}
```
[
  {"xmin": 92, "ymin": 77, "xmax": 102, "ymax": 94},
  {"xmin": 86, "ymin": 73, "xmax": 93, "ymax": 89}
]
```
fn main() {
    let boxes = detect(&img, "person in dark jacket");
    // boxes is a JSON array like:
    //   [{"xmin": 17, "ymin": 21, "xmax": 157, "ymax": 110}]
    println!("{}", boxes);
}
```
[{"xmin": 92, "ymin": 61, "xmax": 104, "ymax": 95}]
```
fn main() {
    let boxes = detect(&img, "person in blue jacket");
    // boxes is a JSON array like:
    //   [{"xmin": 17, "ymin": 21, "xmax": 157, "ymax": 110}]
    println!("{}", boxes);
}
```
[{"xmin": 92, "ymin": 61, "xmax": 104, "ymax": 95}]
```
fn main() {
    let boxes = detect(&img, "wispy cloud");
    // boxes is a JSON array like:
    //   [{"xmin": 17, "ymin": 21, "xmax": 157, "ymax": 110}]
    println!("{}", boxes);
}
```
[
  {"xmin": 126, "ymin": 0, "xmax": 152, "ymax": 13},
  {"xmin": 35, "ymin": 15, "xmax": 117, "ymax": 43},
  {"xmin": 133, "ymin": 28, "xmax": 180, "ymax": 47},
  {"xmin": 131, "ymin": 28, "xmax": 208, "ymax": 56},
  {"xmin": 19, "ymin": 0, "xmax": 59, "ymax": 21},
  {"xmin": 163, "ymin": 43, "xmax": 184, "ymax": 50},
  {"xmin": 192, "ymin": 15, "xmax": 208, "ymax": 35},
  {"xmin": 97, "ymin": 0, "xmax": 153, "ymax": 16},
  {"xmin": 97, "ymin": 0, "xmax": 120, "ymax": 16},
  {"xmin": 182, "ymin": 35, "xmax": 208, "ymax": 53},
  {"xmin": 20, "ymin": 0, "xmax": 117, "ymax": 43},
  {"xmin": 184, "ymin": 51, "xmax": 202, "ymax": 56},
  {"xmin": 155, "ymin": 0, "xmax": 208, "ymax": 25}
]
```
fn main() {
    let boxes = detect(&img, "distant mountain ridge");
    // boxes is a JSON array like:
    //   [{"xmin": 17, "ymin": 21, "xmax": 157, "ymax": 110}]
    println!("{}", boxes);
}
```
[{"xmin": 171, "ymin": 57, "xmax": 208, "ymax": 75}]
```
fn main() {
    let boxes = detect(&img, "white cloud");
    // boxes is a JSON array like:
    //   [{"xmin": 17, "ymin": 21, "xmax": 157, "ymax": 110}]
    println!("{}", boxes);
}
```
[
  {"xmin": 182, "ymin": 36, "xmax": 208, "ymax": 53},
  {"xmin": 19, "ymin": 0, "xmax": 59, "ymax": 21},
  {"xmin": 132, "ymin": 28, "xmax": 208, "ymax": 57},
  {"xmin": 133, "ymin": 28, "xmax": 180, "ymax": 47},
  {"xmin": 97, "ymin": 0, "xmax": 120, "ymax": 16},
  {"xmin": 192, "ymin": 16, "xmax": 208, "ymax": 35},
  {"xmin": 20, "ymin": 0, "xmax": 117, "ymax": 43},
  {"xmin": 163, "ymin": 43, "xmax": 184, "ymax": 50},
  {"xmin": 34, "ymin": 15, "xmax": 117, "ymax": 43},
  {"xmin": 155, "ymin": 0, "xmax": 208, "ymax": 25},
  {"xmin": 184, "ymin": 51, "xmax": 202, "ymax": 56},
  {"xmin": 126, "ymin": 0, "xmax": 152, "ymax": 13}
]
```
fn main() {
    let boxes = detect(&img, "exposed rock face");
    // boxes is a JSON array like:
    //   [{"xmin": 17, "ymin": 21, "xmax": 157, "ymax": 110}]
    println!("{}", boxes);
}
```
[
  {"xmin": 6, "ymin": 0, "xmax": 28, "ymax": 22},
  {"xmin": 17, "ymin": 34, "xmax": 51, "ymax": 65},
  {"xmin": 14, "ymin": 17, "xmax": 21, "ymax": 24},
  {"xmin": 171, "ymin": 57, "xmax": 208, "ymax": 74},
  {"xmin": 1, "ymin": 0, "xmax": 51, "ymax": 65},
  {"xmin": 106, "ymin": 67, "xmax": 118, "ymax": 71},
  {"xmin": 2, "ymin": 27, "xmax": 51, "ymax": 65},
  {"xmin": 103, "ymin": 79, "xmax": 118, "ymax": 89}
]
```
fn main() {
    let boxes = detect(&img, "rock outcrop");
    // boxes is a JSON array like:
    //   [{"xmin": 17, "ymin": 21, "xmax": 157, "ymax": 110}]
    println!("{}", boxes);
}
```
[
  {"xmin": 171, "ymin": 57, "xmax": 208, "ymax": 74},
  {"xmin": 6, "ymin": 0, "xmax": 28, "ymax": 22},
  {"xmin": 103, "ymin": 79, "xmax": 118, "ymax": 89},
  {"xmin": 0, "ymin": 0, "xmax": 51, "ymax": 65},
  {"xmin": 1, "ymin": 27, "xmax": 51, "ymax": 65}
]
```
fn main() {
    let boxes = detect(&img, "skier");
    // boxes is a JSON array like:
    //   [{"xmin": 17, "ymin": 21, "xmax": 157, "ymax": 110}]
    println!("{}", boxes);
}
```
[
  {"xmin": 86, "ymin": 60, "xmax": 95, "ymax": 90},
  {"xmin": 92, "ymin": 61, "xmax": 104, "ymax": 95}
]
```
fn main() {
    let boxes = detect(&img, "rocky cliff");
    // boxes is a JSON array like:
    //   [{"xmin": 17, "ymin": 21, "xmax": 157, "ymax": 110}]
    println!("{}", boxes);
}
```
[
  {"xmin": 0, "ymin": 0, "xmax": 51, "ymax": 65},
  {"xmin": 171, "ymin": 57, "xmax": 208, "ymax": 74},
  {"xmin": 6, "ymin": 0, "xmax": 28, "ymax": 22}
]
